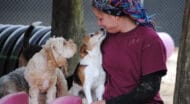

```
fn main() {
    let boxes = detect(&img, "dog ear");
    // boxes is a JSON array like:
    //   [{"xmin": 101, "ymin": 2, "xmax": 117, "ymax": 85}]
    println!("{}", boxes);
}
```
[
  {"xmin": 80, "ymin": 44, "xmax": 88, "ymax": 58},
  {"xmin": 60, "ymin": 59, "xmax": 68, "ymax": 76},
  {"xmin": 45, "ymin": 47, "xmax": 52, "ymax": 60},
  {"xmin": 43, "ymin": 39, "xmax": 59, "ymax": 66},
  {"xmin": 83, "ymin": 35, "xmax": 90, "ymax": 44},
  {"xmin": 44, "ymin": 45, "xmax": 58, "ymax": 67},
  {"xmin": 50, "ymin": 44, "xmax": 59, "ymax": 62}
]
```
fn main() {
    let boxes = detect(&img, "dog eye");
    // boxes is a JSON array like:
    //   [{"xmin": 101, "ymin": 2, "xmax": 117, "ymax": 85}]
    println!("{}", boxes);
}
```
[{"xmin": 90, "ymin": 34, "xmax": 94, "ymax": 37}]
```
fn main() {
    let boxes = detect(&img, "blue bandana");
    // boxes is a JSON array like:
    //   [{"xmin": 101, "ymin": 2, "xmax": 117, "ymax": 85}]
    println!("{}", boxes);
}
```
[{"xmin": 92, "ymin": 0, "xmax": 154, "ymax": 27}]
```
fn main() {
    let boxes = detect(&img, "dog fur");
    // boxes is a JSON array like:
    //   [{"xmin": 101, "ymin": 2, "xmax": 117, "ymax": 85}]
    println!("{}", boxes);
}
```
[
  {"xmin": 0, "ymin": 67, "xmax": 29, "ymax": 98},
  {"xmin": 24, "ymin": 37, "xmax": 77, "ymax": 104},
  {"xmin": 0, "ymin": 23, "xmax": 40, "ymax": 99},
  {"xmin": 19, "ymin": 22, "xmax": 42, "ymax": 67},
  {"xmin": 74, "ymin": 29, "xmax": 106, "ymax": 104},
  {"xmin": 0, "ymin": 23, "xmax": 77, "ymax": 104},
  {"xmin": 0, "ymin": 67, "xmax": 71, "ymax": 104}
]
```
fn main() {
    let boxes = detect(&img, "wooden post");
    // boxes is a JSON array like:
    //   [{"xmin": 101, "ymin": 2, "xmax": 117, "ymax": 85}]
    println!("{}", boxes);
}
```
[
  {"xmin": 51, "ymin": 0, "xmax": 85, "ymax": 75},
  {"xmin": 174, "ymin": 0, "xmax": 190, "ymax": 103}
]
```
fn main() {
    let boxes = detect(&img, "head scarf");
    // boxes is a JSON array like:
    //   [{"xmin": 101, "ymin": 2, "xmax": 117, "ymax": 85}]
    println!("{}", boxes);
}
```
[{"xmin": 92, "ymin": 0, "xmax": 154, "ymax": 27}]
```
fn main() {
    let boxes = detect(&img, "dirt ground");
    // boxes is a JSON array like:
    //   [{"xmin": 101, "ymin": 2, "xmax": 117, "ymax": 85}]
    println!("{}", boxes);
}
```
[{"xmin": 160, "ymin": 48, "xmax": 178, "ymax": 104}]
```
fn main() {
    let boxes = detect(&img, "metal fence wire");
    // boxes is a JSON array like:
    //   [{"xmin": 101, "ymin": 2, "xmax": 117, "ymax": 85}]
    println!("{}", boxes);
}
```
[
  {"xmin": 0, "ymin": 0, "xmax": 186, "ymax": 76},
  {"xmin": 0, "ymin": 0, "xmax": 186, "ymax": 75},
  {"xmin": 0, "ymin": 0, "xmax": 185, "ymax": 46},
  {"xmin": 0, "ymin": 0, "xmax": 52, "ymax": 26}
]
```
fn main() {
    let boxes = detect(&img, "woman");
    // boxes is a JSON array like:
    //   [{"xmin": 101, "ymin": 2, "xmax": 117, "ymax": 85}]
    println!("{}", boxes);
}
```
[{"xmin": 91, "ymin": 0, "xmax": 167, "ymax": 104}]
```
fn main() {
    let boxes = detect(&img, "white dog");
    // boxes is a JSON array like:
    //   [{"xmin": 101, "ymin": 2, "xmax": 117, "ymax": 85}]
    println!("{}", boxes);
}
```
[
  {"xmin": 75, "ymin": 29, "xmax": 106, "ymax": 104},
  {"xmin": 24, "ymin": 37, "xmax": 77, "ymax": 104}
]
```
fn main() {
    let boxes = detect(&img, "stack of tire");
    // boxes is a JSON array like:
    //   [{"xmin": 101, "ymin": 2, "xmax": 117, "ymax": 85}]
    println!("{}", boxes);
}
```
[{"xmin": 0, "ymin": 24, "xmax": 51, "ymax": 77}]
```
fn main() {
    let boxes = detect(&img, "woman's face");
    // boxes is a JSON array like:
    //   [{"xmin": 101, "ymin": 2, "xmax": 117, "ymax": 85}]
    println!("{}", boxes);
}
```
[{"xmin": 92, "ymin": 8, "xmax": 119, "ymax": 33}]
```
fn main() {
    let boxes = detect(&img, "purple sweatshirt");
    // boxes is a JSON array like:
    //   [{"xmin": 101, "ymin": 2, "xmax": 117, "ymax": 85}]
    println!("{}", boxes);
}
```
[{"xmin": 102, "ymin": 26, "xmax": 167, "ymax": 103}]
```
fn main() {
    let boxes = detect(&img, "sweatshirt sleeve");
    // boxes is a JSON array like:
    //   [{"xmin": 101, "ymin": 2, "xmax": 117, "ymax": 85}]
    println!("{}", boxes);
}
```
[{"xmin": 106, "ymin": 71, "xmax": 166, "ymax": 104}]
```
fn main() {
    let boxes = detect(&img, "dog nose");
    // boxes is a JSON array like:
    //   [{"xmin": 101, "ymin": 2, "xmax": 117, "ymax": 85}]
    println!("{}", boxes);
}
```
[
  {"xmin": 100, "ymin": 28, "xmax": 106, "ymax": 35},
  {"xmin": 100, "ymin": 28, "xmax": 104, "ymax": 32}
]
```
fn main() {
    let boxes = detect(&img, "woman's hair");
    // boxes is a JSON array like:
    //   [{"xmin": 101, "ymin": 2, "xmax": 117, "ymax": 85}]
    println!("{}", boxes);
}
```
[{"xmin": 92, "ymin": 0, "xmax": 155, "ymax": 29}]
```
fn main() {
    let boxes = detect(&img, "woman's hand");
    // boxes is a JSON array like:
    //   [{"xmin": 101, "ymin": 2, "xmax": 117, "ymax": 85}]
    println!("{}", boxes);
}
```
[{"xmin": 91, "ymin": 100, "xmax": 106, "ymax": 104}]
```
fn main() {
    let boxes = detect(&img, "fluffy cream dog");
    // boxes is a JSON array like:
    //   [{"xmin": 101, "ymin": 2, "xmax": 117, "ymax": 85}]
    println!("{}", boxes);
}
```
[
  {"xmin": 75, "ymin": 29, "xmax": 106, "ymax": 104},
  {"xmin": 24, "ymin": 37, "xmax": 77, "ymax": 104}
]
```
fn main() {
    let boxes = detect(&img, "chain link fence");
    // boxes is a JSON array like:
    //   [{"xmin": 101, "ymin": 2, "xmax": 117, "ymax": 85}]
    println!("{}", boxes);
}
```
[
  {"xmin": 144, "ymin": 0, "xmax": 185, "ymax": 46},
  {"xmin": 0, "ymin": 0, "xmax": 186, "ymax": 46},
  {"xmin": 0, "ymin": 0, "xmax": 52, "ymax": 26}
]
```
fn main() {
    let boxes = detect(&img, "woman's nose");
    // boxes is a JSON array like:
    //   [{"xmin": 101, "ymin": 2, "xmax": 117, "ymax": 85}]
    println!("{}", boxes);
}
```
[{"xmin": 97, "ymin": 21, "xmax": 102, "ymax": 27}]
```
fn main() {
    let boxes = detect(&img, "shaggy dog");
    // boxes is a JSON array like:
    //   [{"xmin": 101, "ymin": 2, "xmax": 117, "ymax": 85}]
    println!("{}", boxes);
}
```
[
  {"xmin": 0, "ymin": 67, "xmax": 29, "ymax": 98},
  {"xmin": 0, "ymin": 67, "xmax": 68, "ymax": 104},
  {"xmin": 18, "ymin": 22, "xmax": 72, "ymax": 97},
  {"xmin": 0, "ymin": 22, "xmax": 41, "ymax": 99},
  {"xmin": 24, "ymin": 37, "xmax": 77, "ymax": 104},
  {"xmin": 0, "ymin": 23, "xmax": 77, "ymax": 104},
  {"xmin": 73, "ymin": 29, "xmax": 106, "ymax": 104}
]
